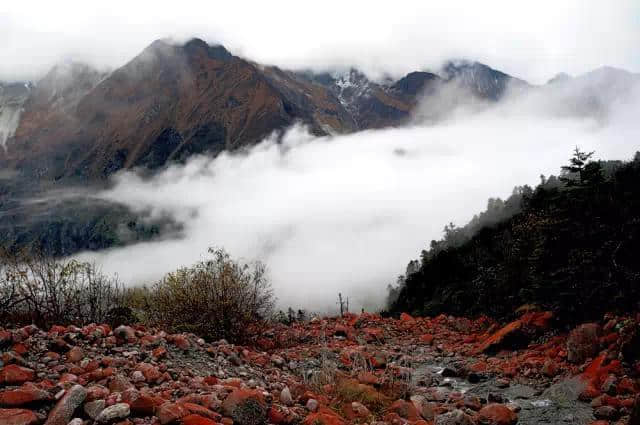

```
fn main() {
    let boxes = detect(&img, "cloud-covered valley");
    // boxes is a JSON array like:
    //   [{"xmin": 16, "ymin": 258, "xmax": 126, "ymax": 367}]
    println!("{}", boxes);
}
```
[{"xmin": 76, "ymin": 87, "xmax": 640, "ymax": 312}]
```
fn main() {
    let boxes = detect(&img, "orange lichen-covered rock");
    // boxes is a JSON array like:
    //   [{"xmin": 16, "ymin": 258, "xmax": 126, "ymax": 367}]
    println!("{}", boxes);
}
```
[{"xmin": 477, "ymin": 404, "xmax": 518, "ymax": 425}]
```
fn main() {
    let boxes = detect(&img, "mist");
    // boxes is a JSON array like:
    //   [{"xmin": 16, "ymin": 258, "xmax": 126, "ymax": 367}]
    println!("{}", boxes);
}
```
[
  {"xmin": 2, "ymin": 1, "xmax": 640, "ymax": 83},
  {"xmin": 74, "ymin": 83, "xmax": 640, "ymax": 312}
]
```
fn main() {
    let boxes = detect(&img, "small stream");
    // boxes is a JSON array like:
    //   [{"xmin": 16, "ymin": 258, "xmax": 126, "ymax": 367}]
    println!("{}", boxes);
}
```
[{"xmin": 413, "ymin": 364, "xmax": 595, "ymax": 425}]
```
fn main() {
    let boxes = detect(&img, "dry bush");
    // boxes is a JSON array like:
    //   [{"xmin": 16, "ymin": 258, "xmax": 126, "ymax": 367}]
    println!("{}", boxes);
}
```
[
  {"xmin": 142, "ymin": 247, "xmax": 274, "ymax": 343},
  {"xmin": 303, "ymin": 325, "xmax": 339, "ymax": 391},
  {"xmin": 335, "ymin": 379, "xmax": 391, "ymax": 415},
  {"xmin": 0, "ymin": 249, "xmax": 124, "ymax": 327}
]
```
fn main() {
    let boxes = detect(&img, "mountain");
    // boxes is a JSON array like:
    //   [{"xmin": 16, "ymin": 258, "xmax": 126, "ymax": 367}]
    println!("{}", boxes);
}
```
[
  {"xmin": 441, "ymin": 60, "xmax": 530, "ymax": 100},
  {"xmin": 2, "ymin": 39, "xmax": 359, "ymax": 180},
  {"xmin": 296, "ymin": 68, "xmax": 442, "ymax": 129},
  {"xmin": 0, "ymin": 39, "xmax": 541, "ymax": 182},
  {"xmin": 529, "ymin": 67, "xmax": 640, "ymax": 120}
]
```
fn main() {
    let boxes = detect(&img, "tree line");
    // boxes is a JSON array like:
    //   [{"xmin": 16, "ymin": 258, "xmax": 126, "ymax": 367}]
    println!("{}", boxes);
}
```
[{"xmin": 387, "ymin": 149, "xmax": 640, "ymax": 325}]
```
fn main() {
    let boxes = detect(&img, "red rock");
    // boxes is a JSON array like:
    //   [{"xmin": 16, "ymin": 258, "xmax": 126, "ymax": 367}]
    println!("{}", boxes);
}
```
[
  {"xmin": 520, "ymin": 311, "xmax": 553, "ymax": 329},
  {"xmin": 344, "ymin": 401, "xmax": 369, "ymax": 419},
  {"xmin": 617, "ymin": 377, "xmax": 636, "ymax": 394},
  {"xmin": 157, "ymin": 403, "xmax": 189, "ymax": 425},
  {"xmin": 181, "ymin": 414, "xmax": 219, "ymax": 425},
  {"xmin": 579, "ymin": 383, "xmax": 602, "ymax": 401},
  {"xmin": 44, "ymin": 352, "xmax": 60, "ymax": 361},
  {"xmin": 0, "ymin": 408, "xmax": 39, "ymax": 425},
  {"xmin": 221, "ymin": 389, "xmax": 266, "ymax": 425},
  {"xmin": 86, "ymin": 386, "xmax": 110, "ymax": 402},
  {"xmin": 369, "ymin": 352, "xmax": 387, "ymax": 369},
  {"xmin": 0, "ymin": 331, "xmax": 12, "ymax": 347},
  {"xmin": 363, "ymin": 328, "xmax": 385, "ymax": 342},
  {"xmin": 67, "ymin": 347, "xmax": 83, "ymax": 363},
  {"xmin": 388, "ymin": 400, "xmax": 419, "ymax": 421},
  {"xmin": 123, "ymin": 390, "xmax": 164, "ymax": 416},
  {"xmin": 140, "ymin": 335, "xmax": 159, "ymax": 346},
  {"xmin": 382, "ymin": 411, "xmax": 404, "ymax": 425},
  {"xmin": 542, "ymin": 359, "xmax": 558, "ymax": 377},
  {"xmin": 171, "ymin": 336, "xmax": 191, "ymax": 350},
  {"xmin": 469, "ymin": 361, "xmax": 488, "ymax": 372},
  {"xmin": 136, "ymin": 363, "xmax": 162, "ymax": 383},
  {"xmin": 356, "ymin": 371, "xmax": 378, "ymax": 386},
  {"xmin": 109, "ymin": 376, "xmax": 134, "ymax": 393},
  {"xmin": 11, "ymin": 345, "xmax": 27, "ymax": 356},
  {"xmin": 44, "ymin": 384, "xmax": 87, "ymax": 425},
  {"xmin": 302, "ymin": 408, "xmax": 345, "ymax": 425},
  {"xmin": 333, "ymin": 325, "xmax": 352, "ymax": 339},
  {"xmin": 267, "ymin": 407, "xmax": 286, "ymax": 424},
  {"xmin": 567, "ymin": 323, "xmax": 601, "ymax": 364},
  {"xmin": 181, "ymin": 403, "xmax": 220, "ymax": 421},
  {"xmin": 419, "ymin": 334, "xmax": 434, "ymax": 345},
  {"xmin": 83, "ymin": 360, "xmax": 100, "ymax": 373},
  {"xmin": 400, "ymin": 313, "xmax": 416, "ymax": 323},
  {"xmin": 0, "ymin": 366, "xmax": 35, "ymax": 385},
  {"xmin": 203, "ymin": 376, "xmax": 218, "ymax": 386},
  {"xmin": 47, "ymin": 326, "xmax": 64, "ymax": 335},
  {"xmin": 477, "ymin": 403, "xmax": 518, "ymax": 425},
  {"xmin": 474, "ymin": 320, "xmax": 522, "ymax": 354},
  {"xmin": 255, "ymin": 338, "xmax": 275, "ymax": 351},
  {"xmin": 152, "ymin": 347, "xmax": 168, "ymax": 359},
  {"xmin": 0, "ymin": 383, "xmax": 51, "ymax": 406}
]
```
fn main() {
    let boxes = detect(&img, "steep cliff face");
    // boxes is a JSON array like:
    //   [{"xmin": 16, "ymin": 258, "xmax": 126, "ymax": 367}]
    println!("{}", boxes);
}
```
[{"xmin": 0, "ymin": 82, "xmax": 31, "ymax": 151}]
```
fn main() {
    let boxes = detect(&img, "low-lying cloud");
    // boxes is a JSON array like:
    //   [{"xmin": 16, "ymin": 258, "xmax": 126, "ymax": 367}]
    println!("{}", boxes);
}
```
[
  {"xmin": 2, "ymin": 1, "xmax": 640, "ymax": 83},
  {"xmin": 77, "ymin": 86, "xmax": 640, "ymax": 313}
]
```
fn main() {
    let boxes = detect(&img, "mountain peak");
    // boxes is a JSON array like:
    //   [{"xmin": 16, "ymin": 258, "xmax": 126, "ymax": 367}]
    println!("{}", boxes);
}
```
[{"xmin": 183, "ymin": 38, "xmax": 233, "ymax": 61}]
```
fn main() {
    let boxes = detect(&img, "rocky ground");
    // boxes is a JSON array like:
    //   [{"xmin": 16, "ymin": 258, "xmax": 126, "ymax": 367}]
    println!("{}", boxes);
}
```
[{"xmin": 0, "ymin": 312, "xmax": 639, "ymax": 425}]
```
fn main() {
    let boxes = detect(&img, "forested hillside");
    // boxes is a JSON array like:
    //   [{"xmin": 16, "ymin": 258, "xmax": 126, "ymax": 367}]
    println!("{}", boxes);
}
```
[{"xmin": 388, "ymin": 149, "xmax": 640, "ymax": 325}]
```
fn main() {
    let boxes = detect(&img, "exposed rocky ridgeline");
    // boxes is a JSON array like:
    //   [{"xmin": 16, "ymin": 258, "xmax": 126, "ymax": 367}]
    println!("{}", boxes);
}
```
[
  {"xmin": 0, "ymin": 82, "xmax": 31, "ymax": 151},
  {"xmin": 0, "ymin": 311, "xmax": 639, "ymax": 425}
]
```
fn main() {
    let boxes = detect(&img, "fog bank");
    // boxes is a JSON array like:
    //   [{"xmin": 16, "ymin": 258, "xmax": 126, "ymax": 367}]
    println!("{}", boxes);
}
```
[{"xmin": 75, "ymin": 88, "xmax": 640, "ymax": 312}]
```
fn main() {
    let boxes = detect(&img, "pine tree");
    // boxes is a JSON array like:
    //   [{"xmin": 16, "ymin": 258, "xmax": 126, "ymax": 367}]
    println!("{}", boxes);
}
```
[{"xmin": 561, "ymin": 147, "xmax": 595, "ymax": 185}]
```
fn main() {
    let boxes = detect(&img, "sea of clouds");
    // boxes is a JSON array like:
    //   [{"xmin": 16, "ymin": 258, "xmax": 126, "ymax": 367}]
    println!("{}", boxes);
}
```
[{"xmin": 75, "ymin": 83, "xmax": 640, "ymax": 312}]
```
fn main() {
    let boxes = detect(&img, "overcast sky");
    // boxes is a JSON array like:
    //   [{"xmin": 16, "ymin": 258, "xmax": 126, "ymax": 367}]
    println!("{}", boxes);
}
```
[{"xmin": 2, "ymin": 1, "xmax": 639, "ymax": 83}]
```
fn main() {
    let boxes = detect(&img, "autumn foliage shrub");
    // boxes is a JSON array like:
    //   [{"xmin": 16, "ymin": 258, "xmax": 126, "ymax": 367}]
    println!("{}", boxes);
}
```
[{"xmin": 140, "ymin": 248, "xmax": 275, "ymax": 343}]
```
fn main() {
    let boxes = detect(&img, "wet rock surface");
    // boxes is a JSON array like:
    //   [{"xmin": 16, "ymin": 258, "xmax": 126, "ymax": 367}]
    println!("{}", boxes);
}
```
[{"xmin": 0, "ymin": 312, "xmax": 638, "ymax": 425}]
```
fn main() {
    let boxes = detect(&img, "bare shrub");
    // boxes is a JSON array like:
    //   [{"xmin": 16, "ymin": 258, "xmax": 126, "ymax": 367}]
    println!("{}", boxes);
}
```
[
  {"xmin": 142, "ymin": 247, "xmax": 275, "ymax": 343},
  {"xmin": 0, "ymin": 249, "xmax": 124, "ymax": 327}
]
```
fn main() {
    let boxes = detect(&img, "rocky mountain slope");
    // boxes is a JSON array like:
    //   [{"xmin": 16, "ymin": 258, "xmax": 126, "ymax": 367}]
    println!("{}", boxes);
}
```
[
  {"xmin": 0, "ymin": 39, "xmax": 544, "ymax": 182},
  {"xmin": 1, "ymin": 39, "xmax": 356, "ymax": 180},
  {"xmin": 0, "ymin": 311, "xmax": 638, "ymax": 425}
]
